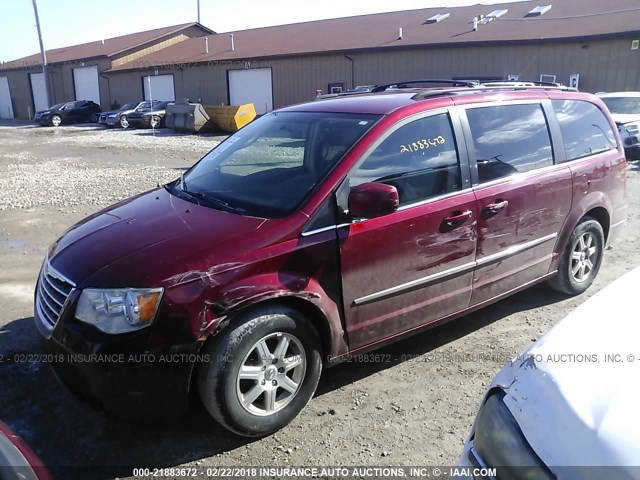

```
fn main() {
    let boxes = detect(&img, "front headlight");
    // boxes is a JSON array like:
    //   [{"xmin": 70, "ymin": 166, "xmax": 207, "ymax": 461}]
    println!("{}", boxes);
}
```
[
  {"xmin": 108, "ymin": 114, "xmax": 117, "ymax": 119},
  {"xmin": 472, "ymin": 390, "xmax": 554, "ymax": 479},
  {"xmin": 75, "ymin": 288, "xmax": 163, "ymax": 334}
]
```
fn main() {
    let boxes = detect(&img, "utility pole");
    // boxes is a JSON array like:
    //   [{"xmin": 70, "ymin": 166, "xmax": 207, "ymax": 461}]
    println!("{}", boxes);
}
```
[
  {"xmin": 197, "ymin": 0, "xmax": 201, "ymax": 23},
  {"xmin": 31, "ymin": 0, "xmax": 50, "ymax": 109}
]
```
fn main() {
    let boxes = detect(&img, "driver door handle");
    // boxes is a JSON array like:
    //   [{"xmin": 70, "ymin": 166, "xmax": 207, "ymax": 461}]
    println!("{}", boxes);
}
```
[
  {"xmin": 444, "ymin": 210, "xmax": 473, "ymax": 227},
  {"xmin": 482, "ymin": 200, "xmax": 509, "ymax": 217}
]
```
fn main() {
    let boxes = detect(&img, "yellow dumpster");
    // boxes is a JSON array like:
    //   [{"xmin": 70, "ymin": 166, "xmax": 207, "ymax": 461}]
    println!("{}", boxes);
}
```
[{"xmin": 204, "ymin": 104, "xmax": 257, "ymax": 133}]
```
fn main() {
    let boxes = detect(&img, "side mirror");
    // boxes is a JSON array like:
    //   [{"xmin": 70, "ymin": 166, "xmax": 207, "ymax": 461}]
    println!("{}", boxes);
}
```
[{"xmin": 348, "ymin": 182, "xmax": 399, "ymax": 219}]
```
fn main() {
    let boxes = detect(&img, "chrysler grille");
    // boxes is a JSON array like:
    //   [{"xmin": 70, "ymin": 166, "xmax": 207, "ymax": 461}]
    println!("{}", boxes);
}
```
[{"xmin": 36, "ymin": 263, "xmax": 75, "ymax": 329}]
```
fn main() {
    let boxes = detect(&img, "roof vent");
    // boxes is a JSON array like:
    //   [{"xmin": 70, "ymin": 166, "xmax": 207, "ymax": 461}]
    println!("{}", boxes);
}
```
[
  {"xmin": 398, "ymin": 27, "xmax": 403, "ymax": 40},
  {"xmin": 230, "ymin": 33, "xmax": 235, "ymax": 51},
  {"xmin": 526, "ymin": 5, "xmax": 552, "ymax": 17},
  {"xmin": 481, "ymin": 9, "xmax": 508, "ymax": 24},
  {"xmin": 101, "ymin": 39, "xmax": 105, "ymax": 45},
  {"xmin": 205, "ymin": 37, "xmax": 209, "ymax": 54},
  {"xmin": 426, "ymin": 13, "xmax": 450, "ymax": 24}
]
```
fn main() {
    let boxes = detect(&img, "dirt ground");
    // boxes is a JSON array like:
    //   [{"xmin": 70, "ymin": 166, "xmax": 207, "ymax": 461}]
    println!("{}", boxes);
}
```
[{"xmin": 0, "ymin": 121, "xmax": 639, "ymax": 480}]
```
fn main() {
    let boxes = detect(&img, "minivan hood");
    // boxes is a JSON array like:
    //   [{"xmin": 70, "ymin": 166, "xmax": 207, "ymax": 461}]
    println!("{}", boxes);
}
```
[
  {"xmin": 611, "ymin": 113, "xmax": 640, "ymax": 125},
  {"xmin": 499, "ymin": 267, "xmax": 640, "ymax": 469},
  {"xmin": 48, "ymin": 187, "xmax": 267, "ymax": 286}
]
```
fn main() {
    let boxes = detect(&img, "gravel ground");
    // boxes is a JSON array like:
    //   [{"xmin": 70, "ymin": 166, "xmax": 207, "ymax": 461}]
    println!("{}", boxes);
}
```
[{"xmin": 0, "ymin": 122, "xmax": 639, "ymax": 480}]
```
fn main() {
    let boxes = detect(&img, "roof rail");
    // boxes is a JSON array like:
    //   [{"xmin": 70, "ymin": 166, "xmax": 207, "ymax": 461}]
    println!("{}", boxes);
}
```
[
  {"xmin": 411, "ymin": 84, "xmax": 576, "ymax": 100},
  {"xmin": 370, "ymin": 79, "xmax": 479, "ymax": 93}
]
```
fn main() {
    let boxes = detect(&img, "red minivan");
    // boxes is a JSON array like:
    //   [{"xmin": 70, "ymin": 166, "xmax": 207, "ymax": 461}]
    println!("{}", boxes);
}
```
[{"xmin": 35, "ymin": 83, "xmax": 627, "ymax": 436}]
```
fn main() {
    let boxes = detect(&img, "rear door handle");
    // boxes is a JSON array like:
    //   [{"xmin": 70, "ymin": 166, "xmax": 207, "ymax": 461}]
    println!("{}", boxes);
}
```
[
  {"xmin": 482, "ymin": 200, "xmax": 509, "ymax": 217},
  {"xmin": 444, "ymin": 210, "xmax": 473, "ymax": 227}
]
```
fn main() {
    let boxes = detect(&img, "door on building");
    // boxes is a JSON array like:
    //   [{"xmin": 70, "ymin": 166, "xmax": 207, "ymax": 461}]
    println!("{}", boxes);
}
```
[
  {"xmin": 143, "ymin": 75, "xmax": 175, "ymax": 101},
  {"xmin": 30, "ymin": 72, "xmax": 49, "ymax": 114},
  {"xmin": 73, "ymin": 66, "xmax": 101, "ymax": 105},
  {"xmin": 0, "ymin": 77, "xmax": 14, "ymax": 119},
  {"xmin": 228, "ymin": 68, "xmax": 273, "ymax": 114}
]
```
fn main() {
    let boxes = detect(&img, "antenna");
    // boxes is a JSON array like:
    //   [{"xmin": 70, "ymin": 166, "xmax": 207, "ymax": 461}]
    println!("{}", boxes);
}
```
[{"xmin": 197, "ymin": 0, "xmax": 201, "ymax": 23}]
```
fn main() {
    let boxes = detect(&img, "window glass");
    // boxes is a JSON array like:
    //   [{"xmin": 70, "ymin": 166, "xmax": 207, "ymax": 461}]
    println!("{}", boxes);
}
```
[
  {"xmin": 179, "ymin": 112, "xmax": 381, "ymax": 218},
  {"xmin": 350, "ymin": 113, "xmax": 461, "ymax": 206},
  {"xmin": 600, "ymin": 96, "xmax": 640, "ymax": 116},
  {"xmin": 552, "ymin": 100, "xmax": 617, "ymax": 161},
  {"xmin": 466, "ymin": 104, "xmax": 553, "ymax": 183}
]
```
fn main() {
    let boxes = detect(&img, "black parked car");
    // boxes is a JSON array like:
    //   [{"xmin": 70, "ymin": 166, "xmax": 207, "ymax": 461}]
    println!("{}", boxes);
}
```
[
  {"xmin": 34, "ymin": 100, "xmax": 101, "ymax": 127},
  {"xmin": 126, "ymin": 101, "xmax": 172, "ymax": 128}
]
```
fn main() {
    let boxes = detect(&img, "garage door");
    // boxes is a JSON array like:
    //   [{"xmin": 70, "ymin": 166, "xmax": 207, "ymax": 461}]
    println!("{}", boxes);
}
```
[
  {"xmin": 229, "ymin": 68, "xmax": 273, "ymax": 114},
  {"xmin": 143, "ymin": 75, "xmax": 175, "ymax": 102},
  {"xmin": 30, "ymin": 72, "xmax": 49, "ymax": 113},
  {"xmin": 73, "ymin": 66, "xmax": 100, "ymax": 105},
  {"xmin": 0, "ymin": 77, "xmax": 14, "ymax": 119}
]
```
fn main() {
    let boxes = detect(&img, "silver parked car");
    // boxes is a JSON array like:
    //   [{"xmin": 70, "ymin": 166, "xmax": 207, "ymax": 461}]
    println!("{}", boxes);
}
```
[
  {"xmin": 456, "ymin": 266, "xmax": 640, "ymax": 480},
  {"xmin": 597, "ymin": 92, "xmax": 640, "ymax": 160}
]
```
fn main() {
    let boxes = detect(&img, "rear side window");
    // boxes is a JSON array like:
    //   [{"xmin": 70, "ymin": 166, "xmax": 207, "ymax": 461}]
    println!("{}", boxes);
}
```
[
  {"xmin": 466, "ymin": 104, "xmax": 553, "ymax": 183},
  {"xmin": 350, "ymin": 113, "xmax": 461, "ymax": 206},
  {"xmin": 552, "ymin": 100, "xmax": 617, "ymax": 161}
]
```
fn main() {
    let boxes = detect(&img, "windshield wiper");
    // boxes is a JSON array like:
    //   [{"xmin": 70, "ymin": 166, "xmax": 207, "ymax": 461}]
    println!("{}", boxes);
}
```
[{"xmin": 180, "ymin": 186, "xmax": 243, "ymax": 214}]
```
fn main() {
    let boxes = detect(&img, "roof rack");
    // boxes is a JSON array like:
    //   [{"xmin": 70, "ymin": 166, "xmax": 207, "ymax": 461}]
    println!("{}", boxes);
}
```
[
  {"xmin": 370, "ymin": 79, "xmax": 479, "ymax": 93},
  {"xmin": 411, "ymin": 83, "xmax": 575, "ymax": 100}
]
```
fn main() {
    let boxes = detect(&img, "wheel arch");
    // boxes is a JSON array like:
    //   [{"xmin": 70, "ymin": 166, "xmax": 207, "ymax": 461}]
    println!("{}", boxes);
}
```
[{"xmin": 551, "ymin": 192, "xmax": 612, "ymax": 273}]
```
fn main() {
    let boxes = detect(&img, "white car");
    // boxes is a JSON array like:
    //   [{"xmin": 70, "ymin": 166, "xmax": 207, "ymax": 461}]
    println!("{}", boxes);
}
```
[
  {"xmin": 597, "ymin": 92, "xmax": 640, "ymax": 160},
  {"xmin": 456, "ymin": 266, "xmax": 640, "ymax": 480}
]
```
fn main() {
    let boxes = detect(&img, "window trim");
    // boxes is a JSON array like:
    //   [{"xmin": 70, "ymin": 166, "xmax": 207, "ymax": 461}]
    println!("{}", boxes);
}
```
[
  {"xmin": 459, "ymin": 100, "xmax": 556, "ymax": 186},
  {"xmin": 336, "ymin": 107, "xmax": 471, "ymax": 216}
]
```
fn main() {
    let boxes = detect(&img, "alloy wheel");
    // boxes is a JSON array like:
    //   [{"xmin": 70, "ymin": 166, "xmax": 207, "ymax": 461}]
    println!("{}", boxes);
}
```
[
  {"xmin": 235, "ymin": 332, "xmax": 306, "ymax": 416},
  {"xmin": 571, "ymin": 232, "xmax": 598, "ymax": 283}
]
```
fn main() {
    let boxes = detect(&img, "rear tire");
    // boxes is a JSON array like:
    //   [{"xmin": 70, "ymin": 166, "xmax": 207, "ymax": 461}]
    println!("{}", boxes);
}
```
[
  {"xmin": 548, "ymin": 216, "xmax": 604, "ymax": 295},
  {"xmin": 197, "ymin": 305, "xmax": 322, "ymax": 437},
  {"xmin": 50, "ymin": 115, "xmax": 62, "ymax": 127}
]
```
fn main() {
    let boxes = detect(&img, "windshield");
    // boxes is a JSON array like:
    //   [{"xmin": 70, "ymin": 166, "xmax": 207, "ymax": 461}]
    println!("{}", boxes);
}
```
[
  {"xmin": 176, "ymin": 111, "xmax": 381, "ymax": 217},
  {"xmin": 601, "ymin": 97, "xmax": 640, "ymax": 116},
  {"xmin": 121, "ymin": 102, "xmax": 139, "ymax": 110},
  {"xmin": 49, "ymin": 103, "xmax": 64, "ymax": 110}
]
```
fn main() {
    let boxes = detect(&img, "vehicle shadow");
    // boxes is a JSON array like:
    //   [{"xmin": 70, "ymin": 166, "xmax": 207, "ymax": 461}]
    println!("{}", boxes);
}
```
[{"xmin": 0, "ymin": 284, "xmax": 567, "ymax": 480}]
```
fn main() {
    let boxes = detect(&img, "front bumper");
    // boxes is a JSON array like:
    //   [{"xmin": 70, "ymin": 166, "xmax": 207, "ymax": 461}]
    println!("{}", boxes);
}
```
[{"xmin": 42, "ymin": 331, "xmax": 198, "ymax": 419}]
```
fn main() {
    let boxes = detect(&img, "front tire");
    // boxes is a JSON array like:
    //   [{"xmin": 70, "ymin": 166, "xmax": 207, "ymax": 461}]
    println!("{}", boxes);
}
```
[
  {"xmin": 197, "ymin": 305, "xmax": 322, "ymax": 437},
  {"xmin": 120, "ymin": 115, "xmax": 129, "ymax": 129},
  {"xmin": 548, "ymin": 216, "xmax": 604, "ymax": 295}
]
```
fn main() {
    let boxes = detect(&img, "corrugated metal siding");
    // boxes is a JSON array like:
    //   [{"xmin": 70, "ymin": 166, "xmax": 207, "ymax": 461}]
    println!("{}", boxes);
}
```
[
  {"xmin": 6, "ymin": 35, "xmax": 640, "ymax": 119},
  {"xmin": 108, "ymin": 37, "xmax": 640, "ymax": 115}
]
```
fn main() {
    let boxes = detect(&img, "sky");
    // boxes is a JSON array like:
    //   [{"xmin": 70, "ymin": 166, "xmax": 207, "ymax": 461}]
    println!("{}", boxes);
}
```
[{"xmin": 0, "ymin": 0, "xmax": 529, "ymax": 62}]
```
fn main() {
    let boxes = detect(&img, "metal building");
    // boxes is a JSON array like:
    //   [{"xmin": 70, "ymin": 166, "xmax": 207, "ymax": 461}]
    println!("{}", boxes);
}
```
[
  {"xmin": 2, "ymin": 0, "xmax": 640, "ymax": 119},
  {"xmin": 0, "ymin": 23, "xmax": 213, "ymax": 119}
]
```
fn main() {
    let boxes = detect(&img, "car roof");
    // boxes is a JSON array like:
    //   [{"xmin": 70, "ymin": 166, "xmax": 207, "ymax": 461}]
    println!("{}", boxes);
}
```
[{"xmin": 280, "ymin": 86, "xmax": 593, "ymax": 116}]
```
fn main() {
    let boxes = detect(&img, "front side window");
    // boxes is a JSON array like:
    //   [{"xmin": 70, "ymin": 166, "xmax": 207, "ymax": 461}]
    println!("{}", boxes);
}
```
[
  {"xmin": 178, "ymin": 112, "xmax": 381, "ymax": 217},
  {"xmin": 349, "ymin": 113, "xmax": 461, "ymax": 206},
  {"xmin": 466, "ymin": 104, "xmax": 553, "ymax": 183},
  {"xmin": 552, "ymin": 100, "xmax": 617, "ymax": 161}
]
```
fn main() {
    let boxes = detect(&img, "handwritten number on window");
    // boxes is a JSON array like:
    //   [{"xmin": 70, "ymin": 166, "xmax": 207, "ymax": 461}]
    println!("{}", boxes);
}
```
[{"xmin": 400, "ymin": 136, "xmax": 446, "ymax": 154}]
